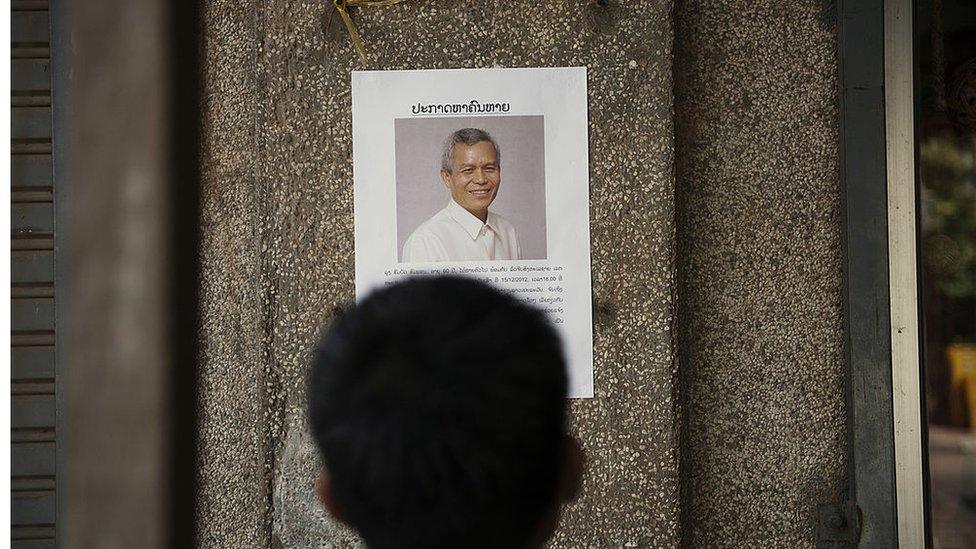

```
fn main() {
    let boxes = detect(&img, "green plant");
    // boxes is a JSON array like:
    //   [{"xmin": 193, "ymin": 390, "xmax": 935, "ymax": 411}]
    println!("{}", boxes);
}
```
[{"xmin": 920, "ymin": 135, "xmax": 976, "ymax": 342}]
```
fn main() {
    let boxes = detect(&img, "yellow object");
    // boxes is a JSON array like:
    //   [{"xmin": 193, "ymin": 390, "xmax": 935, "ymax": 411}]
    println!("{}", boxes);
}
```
[
  {"xmin": 334, "ymin": 0, "xmax": 406, "ymax": 65},
  {"xmin": 948, "ymin": 343, "xmax": 976, "ymax": 429}
]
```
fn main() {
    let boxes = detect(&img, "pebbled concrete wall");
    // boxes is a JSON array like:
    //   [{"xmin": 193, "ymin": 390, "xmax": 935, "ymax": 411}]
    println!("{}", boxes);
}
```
[
  {"xmin": 200, "ymin": 1, "xmax": 852, "ymax": 547},
  {"xmin": 199, "ymin": 1, "xmax": 680, "ymax": 547},
  {"xmin": 673, "ymin": 0, "xmax": 848, "ymax": 547},
  {"xmin": 197, "ymin": 0, "xmax": 267, "ymax": 546}
]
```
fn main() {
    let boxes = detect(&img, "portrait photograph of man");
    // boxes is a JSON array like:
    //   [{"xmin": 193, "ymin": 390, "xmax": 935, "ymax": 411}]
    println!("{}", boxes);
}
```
[
  {"xmin": 355, "ymin": 68, "xmax": 591, "ymax": 396},
  {"xmin": 395, "ymin": 116, "xmax": 547, "ymax": 263}
]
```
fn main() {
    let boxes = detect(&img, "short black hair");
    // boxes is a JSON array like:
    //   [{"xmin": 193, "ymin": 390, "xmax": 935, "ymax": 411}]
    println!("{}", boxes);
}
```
[{"xmin": 307, "ymin": 276, "xmax": 567, "ymax": 549}]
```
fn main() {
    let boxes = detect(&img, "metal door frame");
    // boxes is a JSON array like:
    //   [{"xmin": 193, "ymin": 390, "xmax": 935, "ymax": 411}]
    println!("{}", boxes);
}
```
[{"xmin": 839, "ymin": 0, "xmax": 926, "ymax": 546}]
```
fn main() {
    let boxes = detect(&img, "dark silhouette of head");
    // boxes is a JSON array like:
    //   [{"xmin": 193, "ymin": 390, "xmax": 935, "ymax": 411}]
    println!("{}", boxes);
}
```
[{"xmin": 307, "ymin": 276, "xmax": 582, "ymax": 549}]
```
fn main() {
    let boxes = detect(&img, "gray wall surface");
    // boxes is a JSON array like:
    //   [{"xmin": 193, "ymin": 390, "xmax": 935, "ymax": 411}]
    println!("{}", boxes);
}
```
[
  {"xmin": 199, "ymin": 1, "xmax": 679, "ymax": 547},
  {"xmin": 199, "ymin": 0, "xmax": 850, "ymax": 547},
  {"xmin": 198, "ymin": 0, "xmax": 267, "ymax": 546},
  {"xmin": 674, "ymin": 0, "xmax": 849, "ymax": 546},
  {"xmin": 395, "ymin": 115, "xmax": 547, "ymax": 261}
]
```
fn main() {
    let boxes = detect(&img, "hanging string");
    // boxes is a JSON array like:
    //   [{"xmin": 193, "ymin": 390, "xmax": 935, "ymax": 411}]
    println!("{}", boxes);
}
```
[{"xmin": 333, "ymin": 0, "xmax": 407, "ymax": 65}]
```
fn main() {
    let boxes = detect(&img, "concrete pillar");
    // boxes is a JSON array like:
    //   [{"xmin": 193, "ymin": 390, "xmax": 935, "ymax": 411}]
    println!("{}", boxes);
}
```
[
  {"xmin": 674, "ymin": 1, "xmax": 848, "ymax": 546},
  {"xmin": 199, "ymin": 0, "xmax": 852, "ymax": 547},
  {"xmin": 199, "ymin": 1, "xmax": 680, "ymax": 547}
]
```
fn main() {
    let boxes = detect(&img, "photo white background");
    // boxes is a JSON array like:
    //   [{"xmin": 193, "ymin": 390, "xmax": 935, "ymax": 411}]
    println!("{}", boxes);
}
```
[{"xmin": 395, "ymin": 115, "xmax": 547, "ymax": 261}]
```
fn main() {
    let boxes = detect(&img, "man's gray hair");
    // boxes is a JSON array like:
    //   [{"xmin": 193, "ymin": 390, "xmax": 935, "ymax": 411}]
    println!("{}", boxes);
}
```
[{"xmin": 440, "ymin": 128, "xmax": 501, "ymax": 173}]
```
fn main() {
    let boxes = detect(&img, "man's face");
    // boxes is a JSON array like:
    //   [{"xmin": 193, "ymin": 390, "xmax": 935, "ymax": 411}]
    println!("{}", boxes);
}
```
[{"xmin": 440, "ymin": 140, "xmax": 500, "ymax": 218}]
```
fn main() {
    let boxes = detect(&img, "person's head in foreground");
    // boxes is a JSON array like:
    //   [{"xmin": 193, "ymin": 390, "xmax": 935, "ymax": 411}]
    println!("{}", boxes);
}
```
[
  {"xmin": 307, "ymin": 276, "xmax": 584, "ymax": 549},
  {"xmin": 441, "ymin": 128, "xmax": 501, "ymax": 223}
]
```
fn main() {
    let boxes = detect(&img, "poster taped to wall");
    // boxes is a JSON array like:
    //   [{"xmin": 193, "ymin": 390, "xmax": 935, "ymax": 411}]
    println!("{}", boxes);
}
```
[{"xmin": 352, "ymin": 67, "xmax": 593, "ymax": 398}]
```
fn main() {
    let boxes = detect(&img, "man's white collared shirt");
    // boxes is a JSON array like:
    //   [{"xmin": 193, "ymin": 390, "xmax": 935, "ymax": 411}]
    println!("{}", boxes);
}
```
[{"xmin": 402, "ymin": 200, "xmax": 521, "ymax": 262}]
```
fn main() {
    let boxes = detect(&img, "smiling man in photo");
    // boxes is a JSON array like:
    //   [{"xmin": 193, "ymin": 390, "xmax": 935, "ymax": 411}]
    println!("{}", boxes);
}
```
[{"xmin": 402, "ymin": 128, "xmax": 521, "ymax": 262}]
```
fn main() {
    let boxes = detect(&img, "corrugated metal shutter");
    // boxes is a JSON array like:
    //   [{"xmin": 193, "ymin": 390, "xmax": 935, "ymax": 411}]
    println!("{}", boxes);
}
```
[{"xmin": 11, "ymin": 1, "xmax": 56, "ymax": 547}]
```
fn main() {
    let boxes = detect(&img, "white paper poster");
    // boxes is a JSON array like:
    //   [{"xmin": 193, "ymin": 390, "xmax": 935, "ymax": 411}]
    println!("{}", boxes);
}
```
[{"xmin": 352, "ymin": 67, "xmax": 593, "ymax": 398}]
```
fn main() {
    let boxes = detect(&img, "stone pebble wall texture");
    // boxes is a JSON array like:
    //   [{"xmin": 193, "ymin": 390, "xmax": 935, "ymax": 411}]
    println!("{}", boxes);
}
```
[
  {"xmin": 198, "ymin": 0, "xmax": 267, "ymax": 547},
  {"xmin": 199, "ymin": 1, "xmax": 680, "ymax": 548},
  {"xmin": 673, "ymin": 0, "xmax": 849, "ymax": 547}
]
